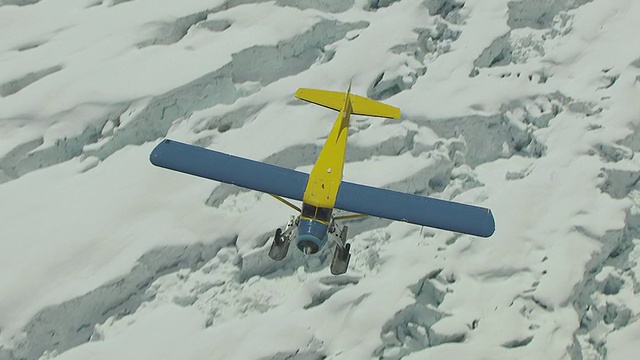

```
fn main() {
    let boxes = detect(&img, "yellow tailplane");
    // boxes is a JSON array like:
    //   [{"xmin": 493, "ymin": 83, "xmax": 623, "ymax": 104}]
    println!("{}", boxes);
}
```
[
  {"xmin": 297, "ymin": 85, "xmax": 400, "ymax": 210},
  {"xmin": 295, "ymin": 88, "xmax": 401, "ymax": 119}
]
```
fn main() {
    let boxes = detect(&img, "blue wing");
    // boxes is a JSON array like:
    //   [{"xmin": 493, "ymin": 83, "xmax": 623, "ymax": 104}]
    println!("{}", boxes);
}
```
[
  {"xmin": 150, "ymin": 139, "xmax": 495, "ymax": 237},
  {"xmin": 150, "ymin": 139, "xmax": 309, "ymax": 201},
  {"xmin": 335, "ymin": 181, "xmax": 495, "ymax": 237}
]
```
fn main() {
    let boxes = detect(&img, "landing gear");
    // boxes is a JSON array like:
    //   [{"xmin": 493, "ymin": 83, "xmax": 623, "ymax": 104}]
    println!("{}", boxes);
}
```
[
  {"xmin": 268, "ymin": 228, "xmax": 289, "ymax": 261},
  {"xmin": 269, "ymin": 216, "xmax": 353, "ymax": 275},
  {"xmin": 268, "ymin": 216, "xmax": 298, "ymax": 261},
  {"xmin": 330, "ymin": 224, "xmax": 350, "ymax": 275}
]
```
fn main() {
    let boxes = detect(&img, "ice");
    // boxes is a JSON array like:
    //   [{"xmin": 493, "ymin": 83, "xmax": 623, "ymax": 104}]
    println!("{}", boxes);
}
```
[{"xmin": 1, "ymin": 0, "xmax": 640, "ymax": 359}]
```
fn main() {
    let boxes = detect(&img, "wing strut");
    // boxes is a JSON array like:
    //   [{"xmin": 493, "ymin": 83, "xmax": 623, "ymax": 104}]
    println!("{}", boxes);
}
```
[
  {"xmin": 270, "ymin": 194, "xmax": 301, "ymax": 213},
  {"xmin": 333, "ymin": 214, "xmax": 368, "ymax": 221}
]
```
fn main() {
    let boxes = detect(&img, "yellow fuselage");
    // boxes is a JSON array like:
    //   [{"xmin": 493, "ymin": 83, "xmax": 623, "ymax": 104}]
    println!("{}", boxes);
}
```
[{"xmin": 302, "ymin": 93, "xmax": 352, "ymax": 220}]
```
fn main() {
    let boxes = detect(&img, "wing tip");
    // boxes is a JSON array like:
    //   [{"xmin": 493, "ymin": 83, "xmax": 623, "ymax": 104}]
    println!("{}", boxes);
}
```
[
  {"xmin": 149, "ymin": 139, "xmax": 168, "ymax": 166},
  {"xmin": 478, "ymin": 208, "xmax": 496, "ymax": 237}
]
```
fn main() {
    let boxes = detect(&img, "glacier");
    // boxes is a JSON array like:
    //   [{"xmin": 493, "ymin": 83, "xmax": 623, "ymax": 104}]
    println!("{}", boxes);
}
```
[{"xmin": 1, "ymin": 0, "xmax": 640, "ymax": 359}]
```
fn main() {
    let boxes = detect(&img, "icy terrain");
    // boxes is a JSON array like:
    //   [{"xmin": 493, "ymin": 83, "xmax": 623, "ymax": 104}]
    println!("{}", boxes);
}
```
[{"xmin": 1, "ymin": 0, "xmax": 639, "ymax": 359}]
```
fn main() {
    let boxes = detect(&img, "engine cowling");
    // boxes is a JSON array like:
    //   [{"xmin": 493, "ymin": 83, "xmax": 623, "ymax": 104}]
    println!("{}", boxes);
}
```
[{"xmin": 296, "ymin": 219, "xmax": 328, "ymax": 254}]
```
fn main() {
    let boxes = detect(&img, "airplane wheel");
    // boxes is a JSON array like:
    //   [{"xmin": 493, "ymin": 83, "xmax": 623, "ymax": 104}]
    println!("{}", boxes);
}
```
[
  {"xmin": 340, "ymin": 225, "xmax": 349, "ymax": 245},
  {"xmin": 274, "ymin": 228, "xmax": 283, "ymax": 245},
  {"xmin": 330, "ymin": 243, "xmax": 351, "ymax": 275},
  {"xmin": 269, "ymin": 228, "xmax": 289, "ymax": 261}
]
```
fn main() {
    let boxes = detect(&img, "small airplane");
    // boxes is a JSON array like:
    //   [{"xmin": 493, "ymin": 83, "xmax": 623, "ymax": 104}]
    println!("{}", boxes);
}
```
[{"xmin": 150, "ymin": 84, "xmax": 495, "ymax": 275}]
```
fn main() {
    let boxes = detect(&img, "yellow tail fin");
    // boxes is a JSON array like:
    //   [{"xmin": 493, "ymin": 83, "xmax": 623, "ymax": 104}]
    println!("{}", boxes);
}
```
[
  {"xmin": 295, "ymin": 88, "xmax": 401, "ymax": 119},
  {"xmin": 350, "ymin": 94, "xmax": 401, "ymax": 119}
]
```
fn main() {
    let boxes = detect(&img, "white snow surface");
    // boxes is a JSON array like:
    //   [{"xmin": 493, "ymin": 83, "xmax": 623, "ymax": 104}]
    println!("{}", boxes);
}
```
[{"xmin": 1, "ymin": 0, "xmax": 640, "ymax": 359}]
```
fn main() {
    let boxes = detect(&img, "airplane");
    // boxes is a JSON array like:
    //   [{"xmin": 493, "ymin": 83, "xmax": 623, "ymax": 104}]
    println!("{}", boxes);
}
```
[{"xmin": 150, "ymin": 84, "xmax": 495, "ymax": 275}]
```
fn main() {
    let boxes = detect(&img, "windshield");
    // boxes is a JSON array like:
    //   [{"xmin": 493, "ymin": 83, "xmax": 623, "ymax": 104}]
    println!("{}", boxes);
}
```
[
  {"xmin": 302, "ymin": 203, "xmax": 316, "ymax": 218},
  {"xmin": 301, "ymin": 203, "xmax": 332, "ymax": 222},
  {"xmin": 316, "ymin": 207, "xmax": 332, "ymax": 222}
]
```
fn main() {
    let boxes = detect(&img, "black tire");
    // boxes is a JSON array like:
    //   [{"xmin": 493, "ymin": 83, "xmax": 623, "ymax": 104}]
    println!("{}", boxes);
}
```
[
  {"xmin": 340, "ymin": 225, "xmax": 349, "ymax": 244},
  {"xmin": 274, "ymin": 228, "xmax": 283, "ymax": 245},
  {"xmin": 269, "ymin": 228, "xmax": 290, "ymax": 261},
  {"xmin": 330, "ymin": 243, "xmax": 351, "ymax": 275}
]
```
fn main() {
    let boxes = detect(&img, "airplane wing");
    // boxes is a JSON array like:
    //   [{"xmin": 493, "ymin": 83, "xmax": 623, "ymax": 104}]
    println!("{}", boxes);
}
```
[
  {"xmin": 150, "ymin": 139, "xmax": 494, "ymax": 237},
  {"xmin": 334, "ymin": 181, "xmax": 495, "ymax": 237},
  {"xmin": 150, "ymin": 139, "xmax": 309, "ymax": 201}
]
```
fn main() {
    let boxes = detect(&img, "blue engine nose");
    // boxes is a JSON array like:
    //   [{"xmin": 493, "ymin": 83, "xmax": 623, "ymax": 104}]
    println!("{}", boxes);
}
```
[{"xmin": 296, "ymin": 219, "xmax": 329, "ymax": 254}]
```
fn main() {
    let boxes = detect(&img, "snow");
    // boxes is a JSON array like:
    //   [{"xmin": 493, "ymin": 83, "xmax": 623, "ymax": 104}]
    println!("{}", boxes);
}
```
[{"xmin": 1, "ymin": 0, "xmax": 640, "ymax": 359}]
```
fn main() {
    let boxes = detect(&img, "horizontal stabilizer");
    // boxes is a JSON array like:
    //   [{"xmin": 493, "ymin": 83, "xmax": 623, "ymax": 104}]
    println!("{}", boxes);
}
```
[
  {"xmin": 150, "ymin": 139, "xmax": 309, "ymax": 201},
  {"xmin": 350, "ymin": 94, "xmax": 401, "ymax": 119},
  {"xmin": 295, "ymin": 88, "xmax": 345, "ymax": 111},
  {"xmin": 295, "ymin": 88, "xmax": 400, "ymax": 119}
]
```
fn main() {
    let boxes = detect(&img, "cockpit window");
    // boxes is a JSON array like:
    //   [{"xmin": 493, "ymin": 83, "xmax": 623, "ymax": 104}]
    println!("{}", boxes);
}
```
[
  {"xmin": 302, "ymin": 203, "xmax": 316, "ymax": 218},
  {"xmin": 316, "ymin": 207, "xmax": 332, "ymax": 222},
  {"xmin": 301, "ymin": 204, "xmax": 332, "ymax": 222}
]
